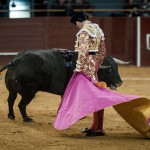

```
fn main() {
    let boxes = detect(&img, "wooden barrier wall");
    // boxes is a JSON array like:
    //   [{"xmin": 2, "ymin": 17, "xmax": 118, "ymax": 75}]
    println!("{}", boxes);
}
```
[
  {"xmin": 140, "ymin": 18, "xmax": 150, "ymax": 66},
  {"xmin": 0, "ymin": 17, "xmax": 149, "ymax": 66}
]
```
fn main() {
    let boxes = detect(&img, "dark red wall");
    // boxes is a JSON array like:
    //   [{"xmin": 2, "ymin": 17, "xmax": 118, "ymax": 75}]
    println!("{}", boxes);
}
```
[{"xmin": 0, "ymin": 17, "xmax": 149, "ymax": 66}]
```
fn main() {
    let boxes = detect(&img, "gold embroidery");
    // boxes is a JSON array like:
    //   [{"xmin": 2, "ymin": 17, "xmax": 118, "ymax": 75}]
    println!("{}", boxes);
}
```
[
  {"xmin": 84, "ymin": 25, "xmax": 96, "ymax": 36},
  {"xmin": 74, "ymin": 23, "xmax": 105, "ymax": 83}
]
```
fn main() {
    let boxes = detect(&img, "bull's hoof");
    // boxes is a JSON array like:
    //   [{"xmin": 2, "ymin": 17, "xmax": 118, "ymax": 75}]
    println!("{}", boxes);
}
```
[
  {"xmin": 8, "ymin": 114, "xmax": 15, "ymax": 120},
  {"xmin": 23, "ymin": 117, "xmax": 33, "ymax": 122}
]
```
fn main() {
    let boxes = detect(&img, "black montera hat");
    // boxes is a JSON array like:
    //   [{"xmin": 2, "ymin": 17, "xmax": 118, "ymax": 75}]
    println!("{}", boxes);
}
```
[{"xmin": 71, "ymin": 12, "xmax": 89, "ymax": 25}]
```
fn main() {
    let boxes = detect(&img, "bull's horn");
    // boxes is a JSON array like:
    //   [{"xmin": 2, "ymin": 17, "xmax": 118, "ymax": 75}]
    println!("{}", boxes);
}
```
[
  {"xmin": 113, "ymin": 58, "xmax": 130, "ymax": 65},
  {"xmin": 99, "ymin": 65, "xmax": 111, "ymax": 69}
]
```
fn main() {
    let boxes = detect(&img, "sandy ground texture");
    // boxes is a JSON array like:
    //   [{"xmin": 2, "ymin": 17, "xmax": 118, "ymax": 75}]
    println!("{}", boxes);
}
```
[{"xmin": 0, "ymin": 65, "xmax": 150, "ymax": 150}]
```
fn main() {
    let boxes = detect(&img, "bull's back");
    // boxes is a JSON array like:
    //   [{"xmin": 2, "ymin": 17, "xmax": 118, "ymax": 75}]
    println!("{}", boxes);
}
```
[{"xmin": 5, "ymin": 50, "xmax": 70, "ymax": 95}]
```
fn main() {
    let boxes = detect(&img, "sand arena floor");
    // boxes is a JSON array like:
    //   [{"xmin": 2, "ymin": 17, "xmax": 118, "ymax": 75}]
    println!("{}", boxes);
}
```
[{"xmin": 0, "ymin": 65, "xmax": 150, "ymax": 150}]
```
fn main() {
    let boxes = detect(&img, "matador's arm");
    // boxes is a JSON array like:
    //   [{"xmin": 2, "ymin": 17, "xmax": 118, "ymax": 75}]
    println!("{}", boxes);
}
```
[{"xmin": 74, "ymin": 31, "xmax": 90, "ymax": 72}]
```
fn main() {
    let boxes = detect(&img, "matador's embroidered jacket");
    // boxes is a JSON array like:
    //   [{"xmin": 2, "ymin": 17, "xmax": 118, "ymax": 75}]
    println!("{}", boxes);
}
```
[{"xmin": 74, "ymin": 21, "xmax": 106, "ymax": 83}]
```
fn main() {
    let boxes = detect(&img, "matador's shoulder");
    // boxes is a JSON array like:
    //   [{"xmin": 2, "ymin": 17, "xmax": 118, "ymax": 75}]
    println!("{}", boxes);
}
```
[
  {"xmin": 84, "ymin": 24, "xmax": 96, "ymax": 36},
  {"xmin": 76, "ymin": 24, "xmax": 96, "ymax": 38}
]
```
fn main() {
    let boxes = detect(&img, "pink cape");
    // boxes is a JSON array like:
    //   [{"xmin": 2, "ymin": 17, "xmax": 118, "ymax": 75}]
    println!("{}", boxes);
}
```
[{"xmin": 54, "ymin": 73, "xmax": 140, "ymax": 130}]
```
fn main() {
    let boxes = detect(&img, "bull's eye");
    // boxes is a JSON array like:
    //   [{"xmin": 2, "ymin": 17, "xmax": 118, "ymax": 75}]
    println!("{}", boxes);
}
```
[{"xmin": 107, "ymin": 68, "xmax": 112, "ymax": 72}]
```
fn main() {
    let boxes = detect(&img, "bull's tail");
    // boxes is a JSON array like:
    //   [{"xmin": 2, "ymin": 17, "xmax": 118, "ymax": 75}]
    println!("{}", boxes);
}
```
[
  {"xmin": 0, "ymin": 63, "xmax": 11, "ymax": 72},
  {"xmin": 0, "ymin": 56, "xmax": 22, "ymax": 73}
]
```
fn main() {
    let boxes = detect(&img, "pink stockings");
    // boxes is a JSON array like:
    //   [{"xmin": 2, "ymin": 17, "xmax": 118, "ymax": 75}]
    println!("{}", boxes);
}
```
[{"xmin": 89, "ymin": 109, "xmax": 104, "ymax": 131}]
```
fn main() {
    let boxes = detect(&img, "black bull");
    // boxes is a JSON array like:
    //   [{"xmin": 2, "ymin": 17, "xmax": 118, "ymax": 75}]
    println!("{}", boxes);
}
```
[{"xmin": 0, "ymin": 49, "xmax": 123, "ymax": 122}]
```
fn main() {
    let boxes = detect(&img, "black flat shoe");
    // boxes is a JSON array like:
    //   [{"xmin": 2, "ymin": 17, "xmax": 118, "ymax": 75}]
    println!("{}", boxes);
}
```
[
  {"xmin": 81, "ymin": 128, "xmax": 94, "ymax": 133},
  {"xmin": 86, "ymin": 130, "xmax": 106, "ymax": 136}
]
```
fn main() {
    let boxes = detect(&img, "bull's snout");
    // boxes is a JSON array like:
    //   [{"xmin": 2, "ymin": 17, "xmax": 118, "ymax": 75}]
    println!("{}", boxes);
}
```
[
  {"xmin": 117, "ymin": 82, "xmax": 122, "ymax": 87},
  {"xmin": 109, "ymin": 82, "xmax": 122, "ymax": 90}
]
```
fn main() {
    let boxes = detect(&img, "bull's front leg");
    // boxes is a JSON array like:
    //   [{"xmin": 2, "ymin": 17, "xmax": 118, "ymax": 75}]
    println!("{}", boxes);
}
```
[{"xmin": 18, "ymin": 95, "xmax": 34, "ymax": 122}]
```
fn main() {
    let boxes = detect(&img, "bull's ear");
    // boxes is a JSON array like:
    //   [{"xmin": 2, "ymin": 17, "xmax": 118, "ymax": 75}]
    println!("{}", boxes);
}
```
[
  {"xmin": 99, "ymin": 65, "xmax": 111, "ymax": 69},
  {"xmin": 113, "ymin": 58, "xmax": 131, "ymax": 65}
]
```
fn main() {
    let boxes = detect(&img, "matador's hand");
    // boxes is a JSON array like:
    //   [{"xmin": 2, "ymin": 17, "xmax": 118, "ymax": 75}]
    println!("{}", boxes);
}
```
[{"xmin": 73, "ymin": 68, "xmax": 81, "ymax": 73}]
